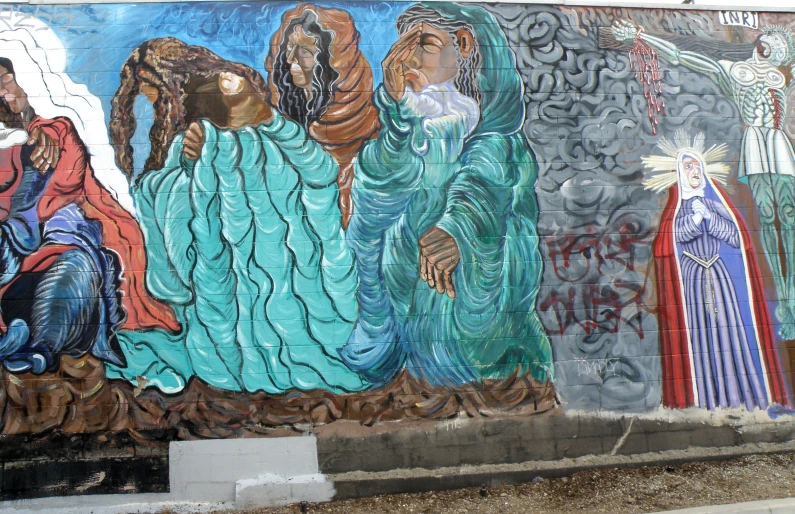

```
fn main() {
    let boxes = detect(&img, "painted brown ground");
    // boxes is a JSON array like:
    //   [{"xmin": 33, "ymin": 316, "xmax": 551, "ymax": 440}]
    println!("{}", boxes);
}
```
[{"xmin": 0, "ymin": 357, "xmax": 556, "ymax": 438}]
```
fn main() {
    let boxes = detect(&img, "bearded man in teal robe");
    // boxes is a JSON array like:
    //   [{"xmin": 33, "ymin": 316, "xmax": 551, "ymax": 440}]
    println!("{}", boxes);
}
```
[{"xmin": 339, "ymin": 3, "xmax": 553, "ymax": 387}]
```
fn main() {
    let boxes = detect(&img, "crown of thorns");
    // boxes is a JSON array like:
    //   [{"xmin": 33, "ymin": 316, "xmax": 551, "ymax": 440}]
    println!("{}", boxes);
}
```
[{"xmin": 762, "ymin": 25, "xmax": 795, "ymax": 65}]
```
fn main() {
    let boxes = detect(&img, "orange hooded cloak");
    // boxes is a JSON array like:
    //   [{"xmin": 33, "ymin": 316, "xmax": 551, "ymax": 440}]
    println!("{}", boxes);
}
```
[{"xmin": 265, "ymin": 4, "xmax": 379, "ymax": 228}]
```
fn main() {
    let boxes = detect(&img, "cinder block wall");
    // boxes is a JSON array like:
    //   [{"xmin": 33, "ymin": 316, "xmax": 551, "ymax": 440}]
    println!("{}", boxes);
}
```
[{"xmin": 0, "ymin": 0, "xmax": 793, "ymax": 500}]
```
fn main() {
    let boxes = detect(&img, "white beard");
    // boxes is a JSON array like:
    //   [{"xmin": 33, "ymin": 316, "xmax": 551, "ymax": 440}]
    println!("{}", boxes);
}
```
[{"xmin": 402, "ymin": 82, "xmax": 480, "ymax": 140}]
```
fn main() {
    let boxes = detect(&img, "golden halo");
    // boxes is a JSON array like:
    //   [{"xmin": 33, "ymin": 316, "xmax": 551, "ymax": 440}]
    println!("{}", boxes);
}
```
[{"xmin": 641, "ymin": 130, "xmax": 730, "ymax": 193}]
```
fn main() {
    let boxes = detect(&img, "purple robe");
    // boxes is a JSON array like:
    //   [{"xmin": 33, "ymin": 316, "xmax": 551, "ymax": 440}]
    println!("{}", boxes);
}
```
[{"xmin": 675, "ymin": 194, "xmax": 769, "ymax": 410}]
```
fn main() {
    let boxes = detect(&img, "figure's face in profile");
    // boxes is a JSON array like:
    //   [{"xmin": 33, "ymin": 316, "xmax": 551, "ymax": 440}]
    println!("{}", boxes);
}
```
[
  {"xmin": 757, "ymin": 33, "xmax": 789, "ymax": 66},
  {"xmin": 682, "ymin": 157, "xmax": 702, "ymax": 189},
  {"xmin": 286, "ymin": 26, "xmax": 317, "ymax": 90},
  {"xmin": 400, "ymin": 24, "xmax": 474, "ymax": 92},
  {"xmin": 0, "ymin": 64, "xmax": 29, "ymax": 114}
]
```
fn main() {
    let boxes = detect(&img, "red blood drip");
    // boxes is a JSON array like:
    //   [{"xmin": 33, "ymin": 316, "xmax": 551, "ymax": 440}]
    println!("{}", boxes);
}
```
[{"xmin": 629, "ymin": 37, "xmax": 666, "ymax": 136}]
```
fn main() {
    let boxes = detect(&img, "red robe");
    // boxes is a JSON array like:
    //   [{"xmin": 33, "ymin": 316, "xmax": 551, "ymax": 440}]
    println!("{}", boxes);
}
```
[
  {"xmin": 0, "ymin": 116, "xmax": 179, "ymax": 333},
  {"xmin": 653, "ymin": 182, "xmax": 790, "ymax": 408}
]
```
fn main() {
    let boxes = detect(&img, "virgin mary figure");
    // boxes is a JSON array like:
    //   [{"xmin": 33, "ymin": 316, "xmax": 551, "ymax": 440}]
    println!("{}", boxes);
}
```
[{"xmin": 647, "ymin": 131, "xmax": 790, "ymax": 411}]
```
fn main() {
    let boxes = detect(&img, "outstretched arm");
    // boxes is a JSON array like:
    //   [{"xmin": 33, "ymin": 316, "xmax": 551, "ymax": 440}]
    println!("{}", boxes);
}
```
[{"xmin": 613, "ymin": 20, "xmax": 732, "ymax": 95}]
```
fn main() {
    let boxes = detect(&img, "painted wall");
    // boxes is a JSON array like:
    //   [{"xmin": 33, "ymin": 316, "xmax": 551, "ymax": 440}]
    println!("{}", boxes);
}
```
[{"xmin": 0, "ymin": 0, "xmax": 793, "ymax": 454}]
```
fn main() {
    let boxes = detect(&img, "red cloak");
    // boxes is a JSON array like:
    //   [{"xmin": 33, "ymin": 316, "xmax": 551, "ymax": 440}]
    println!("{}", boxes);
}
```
[
  {"xmin": 266, "ymin": 4, "xmax": 380, "ymax": 228},
  {"xmin": 0, "ymin": 116, "xmax": 179, "ymax": 333},
  {"xmin": 653, "ymin": 181, "xmax": 790, "ymax": 408}
]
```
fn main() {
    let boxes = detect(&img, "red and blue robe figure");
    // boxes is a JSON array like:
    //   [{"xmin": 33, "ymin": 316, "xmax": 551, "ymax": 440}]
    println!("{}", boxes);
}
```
[
  {"xmin": 0, "ymin": 116, "xmax": 179, "ymax": 373},
  {"xmin": 646, "ymin": 134, "xmax": 791, "ymax": 412}
]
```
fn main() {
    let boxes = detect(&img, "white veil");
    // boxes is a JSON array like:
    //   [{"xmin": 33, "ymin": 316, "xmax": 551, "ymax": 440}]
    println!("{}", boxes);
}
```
[
  {"xmin": 0, "ymin": 12, "xmax": 132, "ymax": 212},
  {"xmin": 677, "ymin": 151, "xmax": 707, "ymax": 201}
]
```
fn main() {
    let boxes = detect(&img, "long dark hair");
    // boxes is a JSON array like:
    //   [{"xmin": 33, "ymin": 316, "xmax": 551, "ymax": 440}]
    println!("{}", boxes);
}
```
[
  {"xmin": 271, "ymin": 10, "xmax": 338, "ymax": 128},
  {"xmin": 110, "ymin": 37, "xmax": 269, "ymax": 176}
]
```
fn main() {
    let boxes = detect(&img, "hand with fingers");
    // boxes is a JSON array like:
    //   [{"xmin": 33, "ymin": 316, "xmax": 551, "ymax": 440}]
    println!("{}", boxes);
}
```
[
  {"xmin": 26, "ymin": 127, "xmax": 60, "ymax": 173},
  {"xmin": 383, "ymin": 23, "xmax": 422, "ymax": 102},
  {"xmin": 612, "ymin": 19, "xmax": 640, "ymax": 43},
  {"xmin": 183, "ymin": 122, "xmax": 205, "ymax": 161},
  {"xmin": 691, "ymin": 199, "xmax": 710, "ymax": 226},
  {"xmin": 419, "ymin": 226, "xmax": 460, "ymax": 299}
]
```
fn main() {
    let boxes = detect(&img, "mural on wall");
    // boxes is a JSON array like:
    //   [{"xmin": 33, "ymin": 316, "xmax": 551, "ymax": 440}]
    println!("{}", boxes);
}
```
[
  {"xmin": 0, "ymin": 15, "xmax": 179, "ymax": 374},
  {"xmin": 0, "ymin": 1, "xmax": 792, "ymax": 438},
  {"xmin": 337, "ymin": 3, "xmax": 553, "ymax": 389},
  {"xmin": 265, "ymin": 4, "xmax": 379, "ymax": 229},
  {"xmin": 644, "ymin": 131, "xmax": 789, "ymax": 411},
  {"xmin": 105, "ymin": 36, "xmax": 367, "ymax": 395},
  {"xmin": 613, "ymin": 19, "xmax": 795, "ymax": 340}
]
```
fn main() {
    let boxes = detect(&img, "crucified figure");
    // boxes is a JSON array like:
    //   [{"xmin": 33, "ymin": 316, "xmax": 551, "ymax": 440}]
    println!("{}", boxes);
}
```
[{"xmin": 614, "ymin": 20, "xmax": 795, "ymax": 339}]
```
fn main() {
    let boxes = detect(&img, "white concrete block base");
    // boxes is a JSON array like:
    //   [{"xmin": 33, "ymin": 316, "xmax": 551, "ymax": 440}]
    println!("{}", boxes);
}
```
[
  {"xmin": 169, "ymin": 435, "xmax": 332, "ymax": 507},
  {"xmin": 236, "ymin": 473, "xmax": 335, "ymax": 508}
]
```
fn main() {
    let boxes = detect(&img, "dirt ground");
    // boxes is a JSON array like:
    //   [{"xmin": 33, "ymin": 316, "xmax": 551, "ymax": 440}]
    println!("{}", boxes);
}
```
[{"xmin": 210, "ymin": 452, "xmax": 795, "ymax": 514}]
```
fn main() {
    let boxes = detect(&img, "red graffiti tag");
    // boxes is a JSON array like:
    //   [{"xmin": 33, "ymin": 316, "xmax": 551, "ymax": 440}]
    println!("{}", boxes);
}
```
[{"xmin": 539, "ymin": 220, "xmax": 653, "ymax": 338}]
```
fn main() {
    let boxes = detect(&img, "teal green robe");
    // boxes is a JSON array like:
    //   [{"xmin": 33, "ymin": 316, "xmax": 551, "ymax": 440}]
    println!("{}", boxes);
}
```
[
  {"xmin": 338, "ymin": 2, "xmax": 553, "ymax": 387},
  {"xmin": 106, "ymin": 115, "xmax": 367, "ymax": 394}
]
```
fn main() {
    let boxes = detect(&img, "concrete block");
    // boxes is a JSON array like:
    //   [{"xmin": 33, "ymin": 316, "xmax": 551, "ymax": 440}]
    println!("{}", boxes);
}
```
[
  {"xmin": 173, "ymin": 455, "xmax": 212, "ymax": 482},
  {"xmin": 237, "ymin": 482, "xmax": 292, "ymax": 508},
  {"xmin": 435, "ymin": 422, "xmax": 483, "ymax": 447},
  {"xmin": 353, "ymin": 448, "xmax": 405, "ymax": 473},
  {"xmin": 318, "ymin": 451, "xmax": 361, "ymax": 473},
  {"xmin": 775, "ymin": 422, "xmax": 795, "ymax": 442},
  {"xmin": 209, "ymin": 455, "xmax": 262, "ymax": 482},
  {"xmin": 529, "ymin": 414, "xmax": 580, "ymax": 441},
  {"xmin": 647, "ymin": 429, "xmax": 692, "ymax": 453},
  {"xmin": 578, "ymin": 416, "xmax": 624, "ymax": 438},
  {"xmin": 555, "ymin": 436, "xmax": 605, "ymax": 459},
  {"xmin": 170, "ymin": 436, "xmax": 321, "ymax": 502},
  {"xmin": 738, "ymin": 425, "xmax": 778, "ymax": 444},
  {"xmin": 408, "ymin": 445, "xmax": 461, "ymax": 468},
  {"xmin": 613, "ymin": 433, "xmax": 649, "ymax": 456},
  {"xmin": 181, "ymin": 481, "xmax": 236, "ymax": 502},
  {"xmin": 290, "ymin": 480, "xmax": 336, "ymax": 504},
  {"xmin": 235, "ymin": 473, "xmax": 335, "ymax": 509},
  {"xmin": 481, "ymin": 437, "xmax": 557, "ymax": 464},
  {"xmin": 691, "ymin": 426, "xmax": 738, "ymax": 448}
]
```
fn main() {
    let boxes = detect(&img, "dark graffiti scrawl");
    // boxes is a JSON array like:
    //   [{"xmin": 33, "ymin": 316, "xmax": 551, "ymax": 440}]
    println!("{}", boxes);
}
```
[{"xmin": 0, "ymin": 2, "xmax": 792, "ymax": 439}]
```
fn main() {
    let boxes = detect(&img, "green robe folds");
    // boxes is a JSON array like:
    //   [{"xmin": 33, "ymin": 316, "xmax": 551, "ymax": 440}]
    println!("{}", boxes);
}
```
[
  {"xmin": 106, "ymin": 115, "xmax": 367, "ymax": 394},
  {"xmin": 338, "ymin": 2, "xmax": 553, "ymax": 387}
]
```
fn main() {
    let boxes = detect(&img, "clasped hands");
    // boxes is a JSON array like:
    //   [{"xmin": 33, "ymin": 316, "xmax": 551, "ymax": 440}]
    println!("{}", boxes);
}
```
[{"xmin": 691, "ymin": 199, "xmax": 712, "ymax": 226}]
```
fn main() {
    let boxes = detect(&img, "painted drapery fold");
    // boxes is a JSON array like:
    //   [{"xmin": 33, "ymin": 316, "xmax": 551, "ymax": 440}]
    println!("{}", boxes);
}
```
[
  {"xmin": 107, "ymin": 115, "xmax": 366, "ymax": 394},
  {"xmin": 338, "ymin": 2, "xmax": 553, "ymax": 387},
  {"xmin": 654, "ymin": 180, "xmax": 790, "ymax": 410}
]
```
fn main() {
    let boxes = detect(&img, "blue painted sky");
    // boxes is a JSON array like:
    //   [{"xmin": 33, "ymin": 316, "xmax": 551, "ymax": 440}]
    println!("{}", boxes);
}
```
[{"xmin": 17, "ymin": 1, "xmax": 407, "ymax": 174}]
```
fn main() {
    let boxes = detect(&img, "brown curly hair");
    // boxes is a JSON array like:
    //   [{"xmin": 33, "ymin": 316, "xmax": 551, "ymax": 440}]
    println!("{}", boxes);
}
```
[{"xmin": 110, "ymin": 37, "xmax": 269, "ymax": 176}]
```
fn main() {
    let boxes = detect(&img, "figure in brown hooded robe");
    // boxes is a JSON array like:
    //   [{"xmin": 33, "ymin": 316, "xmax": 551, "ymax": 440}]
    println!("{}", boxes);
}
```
[{"xmin": 266, "ymin": 4, "xmax": 379, "ymax": 229}]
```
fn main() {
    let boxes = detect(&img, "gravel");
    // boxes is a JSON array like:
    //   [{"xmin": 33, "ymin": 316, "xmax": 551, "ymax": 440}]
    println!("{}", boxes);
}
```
[{"xmin": 207, "ymin": 453, "xmax": 795, "ymax": 514}]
